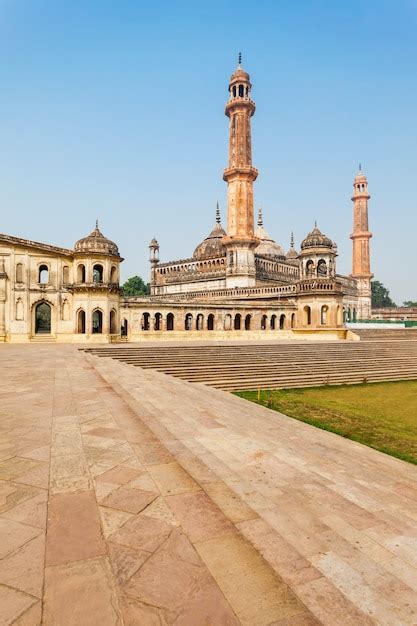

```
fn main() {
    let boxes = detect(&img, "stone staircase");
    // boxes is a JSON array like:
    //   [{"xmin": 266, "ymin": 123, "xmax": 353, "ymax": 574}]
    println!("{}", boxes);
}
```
[
  {"xmin": 88, "ymin": 354, "xmax": 417, "ymax": 625},
  {"xmin": 84, "ymin": 335, "xmax": 417, "ymax": 391}
]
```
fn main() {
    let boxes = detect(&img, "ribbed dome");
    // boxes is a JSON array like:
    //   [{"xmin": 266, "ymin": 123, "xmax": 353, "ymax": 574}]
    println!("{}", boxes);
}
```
[
  {"xmin": 74, "ymin": 222, "xmax": 119, "ymax": 256},
  {"xmin": 193, "ymin": 222, "xmax": 226, "ymax": 260},
  {"xmin": 254, "ymin": 209, "xmax": 285, "ymax": 258},
  {"xmin": 301, "ymin": 225, "xmax": 334, "ymax": 251}
]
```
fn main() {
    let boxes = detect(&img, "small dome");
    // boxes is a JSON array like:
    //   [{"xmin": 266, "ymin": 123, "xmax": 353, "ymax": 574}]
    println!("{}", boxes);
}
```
[
  {"xmin": 149, "ymin": 238, "xmax": 159, "ymax": 247},
  {"xmin": 74, "ymin": 222, "xmax": 119, "ymax": 256},
  {"xmin": 301, "ymin": 224, "xmax": 334, "ymax": 251},
  {"xmin": 254, "ymin": 209, "xmax": 285, "ymax": 258},
  {"xmin": 193, "ymin": 222, "xmax": 226, "ymax": 260}
]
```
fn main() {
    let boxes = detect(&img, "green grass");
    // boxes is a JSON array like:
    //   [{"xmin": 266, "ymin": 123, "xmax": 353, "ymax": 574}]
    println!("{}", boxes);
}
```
[{"xmin": 236, "ymin": 380, "xmax": 417, "ymax": 465}]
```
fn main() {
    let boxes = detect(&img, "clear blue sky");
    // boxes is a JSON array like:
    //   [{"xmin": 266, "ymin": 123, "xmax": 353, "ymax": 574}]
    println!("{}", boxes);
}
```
[{"xmin": 1, "ymin": 0, "xmax": 416, "ymax": 303}]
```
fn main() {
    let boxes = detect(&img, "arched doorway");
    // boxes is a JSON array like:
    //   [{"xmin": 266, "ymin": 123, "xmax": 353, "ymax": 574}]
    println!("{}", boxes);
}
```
[
  {"xmin": 155, "ymin": 313, "xmax": 162, "ymax": 331},
  {"xmin": 321, "ymin": 305, "xmax": 328, "ymax": 325},
  {"xmin": 270, "ymin": 315, "xmax": 277, "ymax": 330},
  {"xmin": 234, "ymin": 314, "xmax": 241, "ymax": 330},
  {"xmin": 224, "ymin": 314, "xmax": 232, "ymax": 331},
  {"xmin": 110, "ymin": 310, "xmax": 117, "ymax": 334},
  {"xmin": 245, "ymin": 314, "xmax": 251, "ymax": 330},
  {"xmin": 196, "ymin": 314, "xmax": 204, "ymax": 330},
  {"xmin": 35, "ymin": 302, "xmax": 51, "ymax": 334},
  {"xmin": 303, "ymin": 306, "xmax": 311, "ymax": 326},
  {"xmin": 77, "ymin": 309, "xmax": 86, "ymax": 334},
  {"xmin": 291, "ymin": 313, "xmax": 296, "ymax": 328},
  {"xmin": 121, "ymin": 319, "xmax": 128, "ymax": 336},
  {"xmin": 92, "ymin": 309, "xmax": 103, "ymax": 334},
  {"xmin": 185, "ymin": 313, "xmax": 193, "ymax": 331},
  {"xmin": 142, "ymin": 312, "xmax": 150, "ymax": 331},
  {"xmin": 261, "ymin": 315, "xmax": 267, "ymax": 330},
  {"xmin": 207, "ymin": 314, "xmax": 214, "ymax": 331},
  {"xmin": 167, "ymin": 313, "xmax": 174, "ymax": 331},
  {"xmin": 279, "ymin": 314, "xmax": 286, "ymax": 330}
]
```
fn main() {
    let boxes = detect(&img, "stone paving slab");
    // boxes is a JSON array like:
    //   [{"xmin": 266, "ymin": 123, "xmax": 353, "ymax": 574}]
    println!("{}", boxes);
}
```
[{"xmin": 0, "ymin": 345, "xmax": 311, "ymax": 625}]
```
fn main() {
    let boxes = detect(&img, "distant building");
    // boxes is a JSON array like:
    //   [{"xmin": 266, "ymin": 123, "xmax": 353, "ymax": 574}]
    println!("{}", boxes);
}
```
[{"xmin": 0, "ymin": 59, "xmax": 371, "ymax": 342}]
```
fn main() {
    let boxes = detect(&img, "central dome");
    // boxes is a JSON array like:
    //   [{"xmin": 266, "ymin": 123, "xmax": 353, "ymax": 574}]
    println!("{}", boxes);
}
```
[
  {"xmin": 74, "ymin": 222, "xmax": 120, "ymax": 257},
  {"xmin": 193, "ymin": 206, "xmax": 227, "ymax": 260},
  {"xmin": 254, "ymin": 209, "xmax": 285, "ymax": 258}
]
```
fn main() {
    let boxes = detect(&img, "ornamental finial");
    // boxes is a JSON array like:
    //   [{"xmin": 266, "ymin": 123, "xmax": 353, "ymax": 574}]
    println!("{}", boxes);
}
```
[
  {"xmin": 290, "ymin": 231, "xmax": 294, "ymax": 248},
  {"xmin": 95, "ymin": 219, "xmax": 99, "ymax": 229},
  {"xmin": 216, "ymin": 202, "xmax": 221, "ymax": 224},
  {"xmin": 238, "ymin": 52, "xmax": 242, "ymax": 67},
  {"xmin": 257, "ymin": 207, "xmax": 263, "ymax": 226},
  {"xmin": 359, "ymin": 162, "xmax": 362, "ymax": 172},
  {"xmin": 314, "ymin": 220, "xmax": 317, "ymax": 228}
]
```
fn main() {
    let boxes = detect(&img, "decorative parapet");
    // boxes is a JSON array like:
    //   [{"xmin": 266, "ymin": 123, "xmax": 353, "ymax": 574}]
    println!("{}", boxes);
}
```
[
  {"xmin": 296, "ymin": 279, "xmax": 343, "ymax": 294},
  {"xmin": 155, "ymin": 255, "xmax": 226, "ymax": 285},
  {"xmin": 126, "ymin": 283, "xmax": 297, "ymax": 304}
]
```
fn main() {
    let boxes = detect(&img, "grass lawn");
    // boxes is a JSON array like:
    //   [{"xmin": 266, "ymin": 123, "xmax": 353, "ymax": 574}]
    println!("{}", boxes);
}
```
[{"xmin": 236, "ymin": 380, "xmax": 417, "ymax": 465}]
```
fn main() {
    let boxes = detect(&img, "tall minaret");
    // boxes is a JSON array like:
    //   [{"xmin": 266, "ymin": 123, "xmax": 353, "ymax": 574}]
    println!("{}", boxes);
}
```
[
  {"xmin": 223, "ymin": 54, "xmax": 259, "ymax": 288},
  {"xmin": 350, "ymin": 166, "xmax": 373, "ymax": 319}
]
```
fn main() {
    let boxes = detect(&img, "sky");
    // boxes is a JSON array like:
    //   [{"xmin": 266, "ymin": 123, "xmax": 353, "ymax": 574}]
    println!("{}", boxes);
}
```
[{"xmin": 0, "ymin": 0, "xmax": 416, "ymax": 303}]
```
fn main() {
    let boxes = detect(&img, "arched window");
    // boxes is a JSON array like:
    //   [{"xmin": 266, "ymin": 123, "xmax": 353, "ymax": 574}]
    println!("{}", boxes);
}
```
[
  {"xmin": 321, "ymin": 305, "xmax": 328, "ymax": 325},
  {"xmin": 16, "ymin": 298, "xmax": 24, "ymax": 321},
  {"xmin": 270, "ymin": 315, "xmax": 276, "ymax": 330},
  {"xmin": 232, "ymin": 85, "xmax": 236, "ymax": 97},
  {"xmin": 110, "ymin": 310, "xmax": 117, "ymax": 334},
  {"xmin": 38, "ymin": 265, "xmax": 49, "ymax": 284},
  {"xmin": 15, "ymin": 263, "xmax": 23, "ymax": 283},
  {"xmin": 303, "ymin": 306, "xmax": 311, "ymax": 326},
  {"xmin": 261, "ymin": 314, "xmax": 267, "ymax": 330},
  {"xmin": 245, "ymin": 314, "xmax": 251, "ymax": 330},
  {"xmin": 291, "ymin": 313, "xmax": 296, "ymax": 328},
  {"xmin": 207, "ymin": 314, "xmax": 214, "ymax": 331},
  {"xmin": 154, "ymin": 312, "xmax": 162, "ymax": 331},
  {"xmin": 77, "ymin": 309, "xmax": 86, "ymax": 334},
  {"xmin": 234, "ymin": 313, "xmax": 241, "ymax": 330},
  {"xmin": 121, "ymin": 319, "xmax": 128, "ymax": 336},
  {"xmin": 92, "ymin": 309, "xmax": 103, "ymax": 334},
  {"xmin": 93, "ymin": 264, "xmax": 103, "ymax": 283},
  {"xmin": 238, "ymin": 84, "xmax": 244, "ymax": 97},
  {"xmin": 305, "ymin": 260, "xmax": 314, "ymax": 278},
  {"xmin": 63, "ymin": 266, "xmax": 70, "ymax": 284},
  {"xmin": 279, "ymin": 314, "xmax": 286, "ymax": 330},
  {"xmin": 142, "ymin": 312, "xmax": 150, "ymax": 331},
  {"xmin": 110, "ymin": 266, "xmax": 118, "ymax": 283},
  {"xmin": 77, "ymin": 264, "xmax": 86, "ymax": 283},
  {"xmin": 196, "ymin": 313, "xmax": 204, "ymax": 330},
  {"xmin": 224, "ymin": 314, "xmax": 232, "ymax": 331},
  {"xmin": 185, "ymin": 313, "xmax": 193, "ymax": 331},
  {"xmin": 167, "ymin": 313, "xmax": 174, "ymax": 331},
  {"xmin": 35, "ymin": 302, "xmax": 51, "ymax": 334},
  {"xmin": 317, "ymin": 260, "xmax": 327, "ymax": 277}
]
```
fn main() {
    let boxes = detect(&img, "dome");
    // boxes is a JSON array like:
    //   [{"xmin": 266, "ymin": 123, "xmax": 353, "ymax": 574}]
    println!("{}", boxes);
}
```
[
  {"xmin": 193, "ymin": 206, "xmax": 227, "ymax": 260},
  {"xmin": 300, "ymin": 224, "xmax": 334, "ymax": 251},
  {"xmin": 74, "ymin": 222, "xmax": 120, "ymax": 256},
  {"xmin": 254, "ymin": 209, "xmax": 285, "ymax": 258},
  {"xmin": 193, "ymin": 222, "xmax": 226, "ymax": 260}
]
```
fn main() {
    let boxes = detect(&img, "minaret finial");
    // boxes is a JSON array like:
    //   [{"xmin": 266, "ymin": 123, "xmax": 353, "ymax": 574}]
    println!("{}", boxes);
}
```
[
  {"xmin": 238, "ymin": 52, "xmax": 242, "ymax": 67},
  {"xmin": 257, "ymin": 207, "xmax": 263, "ymax": 226},
  {"xmin": 314, "ymin": 220, "xmax": 317, "ymax": 228},
  {"xmin": 95, "ymin": 219, "xmax": 99, "ymax": 229},
  {"xmin": 359, "ymin": 162, "xmax": 362, "ymax": 172},
  {"xmin": 290, "ymin": 231, "xmax": 294, "ymax": 248},
  {"xmin": 216, "ymin": 202, "xmax": 221, "ymax": 224}
]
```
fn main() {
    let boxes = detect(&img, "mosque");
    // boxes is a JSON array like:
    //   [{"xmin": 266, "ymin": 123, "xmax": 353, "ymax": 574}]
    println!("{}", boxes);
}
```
[{"xmin": 0, "ymin": 59, "xmax": 372, "ymax": 343}]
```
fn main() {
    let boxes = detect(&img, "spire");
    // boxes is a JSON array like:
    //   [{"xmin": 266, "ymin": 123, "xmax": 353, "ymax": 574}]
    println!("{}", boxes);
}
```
[
  {"xmin": 359, "ymin": 162, "xmax": 362, "ymax": 172},
  {"xmin": 290, "ymin": 231, "xmax": 294, "ymax": 248},
  {"xmin": 257, "ymin": 207, "xmax": 263, "ymax": 226},
  {"xmin": 314, "ymin": 220, "xmax": 317, "ymax": 228},
  {"xmin": 216, "ymin": 202, "xmax": 221, "ymax": 224},
  {"xmin": 238, "ymin": 52, "xmax": 242, "ymax": 68},
  {"xmin": 95, "ymin": 219, "xmax": 99, "ymax": 230}
]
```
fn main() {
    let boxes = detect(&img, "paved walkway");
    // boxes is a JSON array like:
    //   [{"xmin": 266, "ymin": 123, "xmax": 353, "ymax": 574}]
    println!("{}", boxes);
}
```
[{"xmin": 1, "ymin": 345, "xmax": 417, "ymax": 625}]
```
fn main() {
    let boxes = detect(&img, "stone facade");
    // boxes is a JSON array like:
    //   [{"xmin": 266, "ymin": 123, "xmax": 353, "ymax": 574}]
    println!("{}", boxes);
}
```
[{"xmin": 0, "ymin": 58, "xmax": 370, "ymax": 343}]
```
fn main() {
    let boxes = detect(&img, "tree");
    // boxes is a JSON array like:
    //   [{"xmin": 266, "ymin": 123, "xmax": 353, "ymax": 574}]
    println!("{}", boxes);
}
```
[
  {"xmin": 122, "ymin": 276, "xmax": 150, "ymax": 296},
  {"xmin": 403, "ymin": 301, "xmax": 417, "ymax": 308},
  {"xmin": 371, "ymin": 280, "xmax": 396, "ymax": 308}
]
